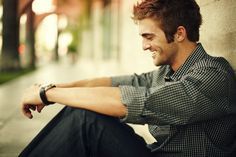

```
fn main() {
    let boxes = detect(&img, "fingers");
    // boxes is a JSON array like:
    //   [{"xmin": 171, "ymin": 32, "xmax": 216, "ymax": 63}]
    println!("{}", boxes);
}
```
[
  {"xmin": 36, "ymin": 105, "xmax": 45, "ymax": 113},
  {"xmin": 29, "ymin": 105, "xmax": 36, "ymax": 111},
  {"xmin": 22, "ymin": 104, "xmax": 33, "ymax": 119},
  {"xmin": 22, "ymin": 103, "xmax": 46, "ymax": 119},
  {"xmin": 21, "ymin": 83, "xmax": 44, "ymax": 119}
]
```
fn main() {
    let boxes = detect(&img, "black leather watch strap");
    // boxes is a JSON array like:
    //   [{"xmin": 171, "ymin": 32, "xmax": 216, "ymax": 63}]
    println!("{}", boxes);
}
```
[{"xmin": 39, "ymin": 84, "xmax": 56, "ymax": 105}]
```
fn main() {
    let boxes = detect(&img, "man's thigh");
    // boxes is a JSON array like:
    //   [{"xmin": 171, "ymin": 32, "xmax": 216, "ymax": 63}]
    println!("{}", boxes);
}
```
[
  {"xmin": 72, "ymin": 107, "xmax": 153, "ymax": 157},
  {"xmin": 19, "ymin": 107, "xmax": 154, "ymax": 157}
]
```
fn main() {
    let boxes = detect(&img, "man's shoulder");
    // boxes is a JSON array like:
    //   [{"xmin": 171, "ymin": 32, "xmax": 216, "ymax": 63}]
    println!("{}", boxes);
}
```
[{"xmin": 193, "ymin": 55, "xmax": 233, "ymax": 73}]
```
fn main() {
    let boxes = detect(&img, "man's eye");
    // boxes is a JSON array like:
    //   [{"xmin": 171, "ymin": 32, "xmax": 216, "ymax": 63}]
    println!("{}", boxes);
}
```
[
  {"xmin": 141, "ymin": 34, "xmax": 154, "ymax": 40},
  {"xmin": 146, "ymin": 36, "xmax": 153, "ymax": 40}
]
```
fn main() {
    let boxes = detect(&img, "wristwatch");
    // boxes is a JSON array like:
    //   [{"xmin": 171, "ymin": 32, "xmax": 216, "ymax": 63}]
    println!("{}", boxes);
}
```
[{"xmin": 39, "ymin": 84, "xmax": 56, "ymax": 105}]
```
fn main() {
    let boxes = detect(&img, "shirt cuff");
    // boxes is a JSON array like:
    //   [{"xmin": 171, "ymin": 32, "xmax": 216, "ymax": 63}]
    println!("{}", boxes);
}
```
[
  {"xmin": 119, "ymin": 85, "xmax": 147, "ymax": 124},
  {"xmin": 111, "ymin": 75, "xmax": 133, "ymax": 87}
]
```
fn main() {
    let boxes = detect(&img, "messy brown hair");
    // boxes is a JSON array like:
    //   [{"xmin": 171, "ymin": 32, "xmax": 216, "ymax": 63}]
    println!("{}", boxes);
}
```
[{"xmin": 133, "ymin": 0, "xmax": 202, "ymax": 43}]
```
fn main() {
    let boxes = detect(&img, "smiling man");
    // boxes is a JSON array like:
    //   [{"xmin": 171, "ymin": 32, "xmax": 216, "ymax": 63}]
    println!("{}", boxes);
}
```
[
  {"xmin": 20, "ymin": 0, "xmax": 236, "ymax": 157},
  {"xmin": 139, "ymin": 18, "xmax": 197, "ymax": 71}
]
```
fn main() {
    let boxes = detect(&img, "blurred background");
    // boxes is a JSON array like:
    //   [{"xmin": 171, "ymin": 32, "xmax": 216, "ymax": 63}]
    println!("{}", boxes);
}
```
[
  {"xmin": 0, "ymin": 0, "xmax": 235, "ymax": 74},
  {"xmin": 0, "ymin": 0, "xmax": 235, "ymax": 156},
  {"xmin": 0, "ymin": 0, "xmax": 235, "ymax": 75},
  {"xmin": 0, "ymin": 0, "xmax": 156, "ymax": 78}
]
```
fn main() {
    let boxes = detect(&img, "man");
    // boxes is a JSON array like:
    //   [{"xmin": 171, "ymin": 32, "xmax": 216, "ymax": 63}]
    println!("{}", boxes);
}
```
[{"xmin": 20, "ymin": 0, "xmax": 236, "ymax": 156}]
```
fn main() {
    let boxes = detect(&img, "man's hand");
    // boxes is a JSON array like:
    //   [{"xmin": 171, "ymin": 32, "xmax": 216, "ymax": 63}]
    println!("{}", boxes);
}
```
[{"xmin": 21, "ymin": 84, "xmax": 45, "ymax": 119}]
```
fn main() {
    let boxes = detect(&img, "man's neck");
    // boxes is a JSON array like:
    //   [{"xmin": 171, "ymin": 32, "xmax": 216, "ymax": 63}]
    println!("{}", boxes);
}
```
[{"xmin": 171, "ymin": 42, "xmax": 197, "ymax": 71}]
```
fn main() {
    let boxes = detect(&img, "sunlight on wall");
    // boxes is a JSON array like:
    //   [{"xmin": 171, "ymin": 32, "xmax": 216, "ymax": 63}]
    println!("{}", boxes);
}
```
[
  {"xmin": 119, "ymin": 0, "xmax": 155, "ymax": 73},
  {"xmin": 58, "ymin": 32, "xmax": 73, "ymax": 56},
  {"xmin": 35, "ymin": 14, "xmax": 57, "ymax": 61},
  {"xmin": 57, "ymin": 15, "xmax": 70, "ymax": 56},
  {"xmin": 20, "ymin": 14, "xmax": 27, "ymax": 25},
  {"xmin": 198, "ymin": 0, "xmax": 236, "ymax": 69},
  {"xmin": 37, "ymin": 14, "xmax": 57, "ymax": 50},
  {"xmin": 35, "ymin": 14, "xmax": 72, "ymax": 62},
  {"xmin": 32, "ymin": 0, "xmax": 55, "ymax": 14}
]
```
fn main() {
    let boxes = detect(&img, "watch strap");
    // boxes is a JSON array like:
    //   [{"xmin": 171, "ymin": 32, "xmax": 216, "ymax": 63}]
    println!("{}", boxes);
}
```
[{"xmin": 39, "ymin": 84, "xmax": 56, "ymax": 105}]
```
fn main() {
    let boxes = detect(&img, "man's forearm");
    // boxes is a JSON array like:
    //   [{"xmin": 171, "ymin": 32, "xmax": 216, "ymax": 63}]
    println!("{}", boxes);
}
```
[
  {"xmin": 46, "ymin": 86, "xmax": 127, "ymax": 117},
  {"xmin": 55, "ymin": 77, "xmax": 112, "ymax": 88}
]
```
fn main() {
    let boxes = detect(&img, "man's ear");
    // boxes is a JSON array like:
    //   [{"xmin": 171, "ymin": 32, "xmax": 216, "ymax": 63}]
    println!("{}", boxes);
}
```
[{"xmin": 175, "ymin": 26, "xmax": 186, "ymax": 42}]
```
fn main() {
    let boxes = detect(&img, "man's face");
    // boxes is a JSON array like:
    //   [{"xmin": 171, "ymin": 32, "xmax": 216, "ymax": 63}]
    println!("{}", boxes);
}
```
[{"xmin": 138, "ymin": 18, "xmax": 178, "ymax": 66}]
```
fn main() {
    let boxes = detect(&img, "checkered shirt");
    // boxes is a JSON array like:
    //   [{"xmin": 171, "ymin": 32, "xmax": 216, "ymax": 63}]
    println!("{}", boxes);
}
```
[{"xmin": 111, "ymin": 43, "xmax": 236, "ymax": 157}]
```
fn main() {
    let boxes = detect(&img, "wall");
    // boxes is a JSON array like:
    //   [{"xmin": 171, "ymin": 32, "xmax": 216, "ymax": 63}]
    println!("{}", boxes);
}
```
[
  {"xmin": 119, "ymin": 0, "xmax": 236, "ymax": 73},
  {"xmin": 79, "ymin": 0, "xmax": 236, "ymax": 72},
  {"xmin": 119, "ymin": 0, "xmax": 156, "ymax": 74},
  {"xmin": 197, "ymin": 0, "xmax": 236, "ymax": 70}
]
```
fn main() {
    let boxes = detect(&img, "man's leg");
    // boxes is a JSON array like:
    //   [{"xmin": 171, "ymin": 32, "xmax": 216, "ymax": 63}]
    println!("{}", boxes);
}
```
[{"xmin": 19, "ymin": 107, "xmax": 152, "ymax": 157}]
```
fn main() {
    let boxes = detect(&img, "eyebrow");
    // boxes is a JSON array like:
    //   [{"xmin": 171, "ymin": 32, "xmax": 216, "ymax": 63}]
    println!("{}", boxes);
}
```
[{"xmin": 140, "ymin": 33, "xmax": 154, "ymax": 38}]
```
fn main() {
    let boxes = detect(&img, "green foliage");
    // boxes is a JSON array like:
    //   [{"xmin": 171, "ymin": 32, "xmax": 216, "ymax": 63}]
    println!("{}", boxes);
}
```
[
  {"xmin": 0, "ymin": 67, "xmax": 35, "ymax": 84},
  {"xmin": 66, "ymin": 24, "xmax": 81, "ymax": 54},
  {"xmin": 68, "ymin": 44, "xmax": 77, "ymax": 53}
]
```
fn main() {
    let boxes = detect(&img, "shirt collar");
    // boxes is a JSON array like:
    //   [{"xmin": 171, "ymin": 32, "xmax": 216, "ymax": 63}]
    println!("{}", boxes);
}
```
[{"xmin": 166, "ymin": 43, "xmax": 208, "ymax": 81}]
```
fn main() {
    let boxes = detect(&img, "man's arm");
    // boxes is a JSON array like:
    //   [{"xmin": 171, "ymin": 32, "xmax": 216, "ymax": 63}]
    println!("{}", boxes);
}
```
[
  {"xmin": 21, "ymin": 71, "xmax": 154, "ymax": 119},
  {"xmin": 21, "ymin": 78, "xmax": 127, "ymax": 119},
  {"xmin": 118, "ymin": 66, "xmax": 233, "ymax": 125},
  {"xmin": 46, "ymin": 87, "xmax": 126, "ymax": 117},
  {"xmin": 55, "ymin": 77, "xmax": 112, "ymax": 88}
]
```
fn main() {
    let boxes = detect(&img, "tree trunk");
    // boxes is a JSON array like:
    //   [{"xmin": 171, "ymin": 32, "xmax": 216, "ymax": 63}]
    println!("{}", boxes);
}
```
[
  {"xmin": 1, "ymin": 0, "xmax": 20, "ymax": 71},
  {"xmin": 25, "ymin": 4, "xmax": 36, "ymax": 68}
]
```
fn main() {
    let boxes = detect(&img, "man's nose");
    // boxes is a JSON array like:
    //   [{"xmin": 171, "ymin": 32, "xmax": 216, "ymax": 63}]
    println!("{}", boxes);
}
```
[{"xmin": 142, "ymin": 41, "xmax": 151, "ymax": 51}]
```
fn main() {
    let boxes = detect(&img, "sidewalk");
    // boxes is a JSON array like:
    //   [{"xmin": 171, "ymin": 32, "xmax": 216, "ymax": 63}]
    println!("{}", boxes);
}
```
[{"xmin": 0, "ymin": 58, "xmax": 155, "ymax": 157}]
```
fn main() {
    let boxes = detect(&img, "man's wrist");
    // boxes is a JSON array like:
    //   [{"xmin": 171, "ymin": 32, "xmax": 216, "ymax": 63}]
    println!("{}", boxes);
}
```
[{"xmin": 39, "ymin": 84, "xmax": 56, "ymax": 105}]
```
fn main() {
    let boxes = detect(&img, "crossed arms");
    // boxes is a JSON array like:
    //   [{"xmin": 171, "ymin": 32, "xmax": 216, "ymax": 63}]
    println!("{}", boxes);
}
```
[{"xmin": 21, "ymin": 77, "xmax": 127, "ymax": 119}]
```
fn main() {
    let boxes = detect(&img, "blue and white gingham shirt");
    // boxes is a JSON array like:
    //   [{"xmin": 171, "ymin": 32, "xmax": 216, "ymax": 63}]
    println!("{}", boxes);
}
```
[{"xmin": 112, "ymin": 43, "xmax": 236, "ymax": 157}]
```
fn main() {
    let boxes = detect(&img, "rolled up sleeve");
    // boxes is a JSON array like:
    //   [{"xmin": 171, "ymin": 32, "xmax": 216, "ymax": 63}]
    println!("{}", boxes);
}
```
[
  {"xmin": 118, "ymin": 67, "xmax": 231, "ymax": 126},
  {"xmin": 111, "ymin": 71, "xmax": 154, "ymax": 87},
  {"xmin": 119, "ymin": 86, "xmax": 148, "ymax": 123}
]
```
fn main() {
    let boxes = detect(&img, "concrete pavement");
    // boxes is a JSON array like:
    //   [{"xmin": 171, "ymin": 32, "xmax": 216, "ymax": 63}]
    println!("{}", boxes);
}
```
[
  {"xmin": 0, "ymin": 58, "xmax": 155, "ymax": 157},
  {"xmin": 0, "ymin": 58, "xmax": 120, "ymax": 156}
]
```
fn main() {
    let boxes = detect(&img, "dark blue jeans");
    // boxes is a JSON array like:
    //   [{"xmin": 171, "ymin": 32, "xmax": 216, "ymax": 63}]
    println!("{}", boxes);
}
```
[{"xmin": 19, "ymin": 107, "xmax": 153, "ymax": 157}]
